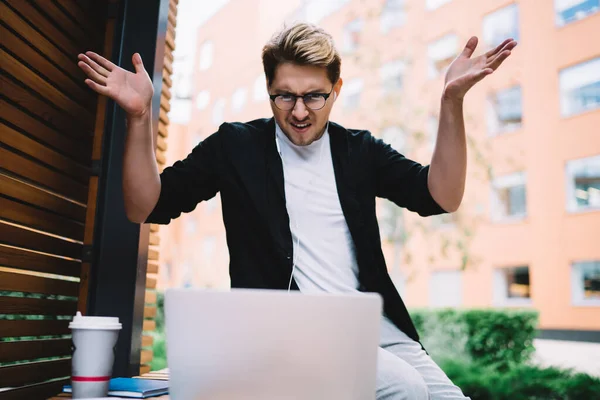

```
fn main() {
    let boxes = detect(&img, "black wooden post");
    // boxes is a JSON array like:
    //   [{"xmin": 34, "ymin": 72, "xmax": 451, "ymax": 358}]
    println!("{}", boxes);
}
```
[{"xmin": 87, "ymin": 0, "xmax": 170, "ymax": 377}]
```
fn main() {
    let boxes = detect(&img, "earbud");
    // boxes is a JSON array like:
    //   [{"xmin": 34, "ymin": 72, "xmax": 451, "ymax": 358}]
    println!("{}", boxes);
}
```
[{"xmin": 333, "ymin": 92, "xmax": 337, "ymax": 100}]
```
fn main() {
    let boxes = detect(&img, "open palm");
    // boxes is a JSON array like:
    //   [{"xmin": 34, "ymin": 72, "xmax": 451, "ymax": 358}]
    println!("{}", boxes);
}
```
[
  {"xmin": 77, "ymin": 52, "xmax": 154, "ymax": 117},
  {"xmin": 444, "ymin": 37, "xmax": 518, "ymax": 100}
]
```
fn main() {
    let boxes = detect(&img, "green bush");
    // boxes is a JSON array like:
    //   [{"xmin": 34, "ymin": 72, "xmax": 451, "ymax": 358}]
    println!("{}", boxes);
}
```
[
  {"xmin": 440, "ymin": 359, "xmax": 600, "ymax": 400},
  {"xmin": 410, "ymin": 308, "xmax": 538, "ymax": 370}
]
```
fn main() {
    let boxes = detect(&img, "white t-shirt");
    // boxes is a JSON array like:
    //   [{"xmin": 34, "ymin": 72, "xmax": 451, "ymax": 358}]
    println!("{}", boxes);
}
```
[{"xmin": 276, "ymin": 123, "xmax": 360, "ymax": 294}]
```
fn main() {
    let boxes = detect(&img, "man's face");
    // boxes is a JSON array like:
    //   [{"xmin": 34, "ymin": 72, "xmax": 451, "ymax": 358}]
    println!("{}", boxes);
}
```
[{"xmin": 268, "ymin": 63, "xmax": 342, "ymax": 146}]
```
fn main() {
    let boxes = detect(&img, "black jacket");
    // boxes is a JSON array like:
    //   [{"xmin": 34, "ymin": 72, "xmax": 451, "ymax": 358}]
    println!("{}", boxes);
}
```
[{"xmin": 147, "ymin": 118, "xmax": 446, "ymax": 341}]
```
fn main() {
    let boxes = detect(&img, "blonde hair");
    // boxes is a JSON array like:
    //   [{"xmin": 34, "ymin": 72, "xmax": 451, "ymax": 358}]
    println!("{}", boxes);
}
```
[{"xmin": 262, "ymin": 22, "xmax": 341, "ymax": 86}]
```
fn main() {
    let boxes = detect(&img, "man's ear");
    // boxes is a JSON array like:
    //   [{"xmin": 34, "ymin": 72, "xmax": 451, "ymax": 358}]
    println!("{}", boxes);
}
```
[{"xmin": 333, "ymin": 77, "xmax": 343, "ymax": 101}]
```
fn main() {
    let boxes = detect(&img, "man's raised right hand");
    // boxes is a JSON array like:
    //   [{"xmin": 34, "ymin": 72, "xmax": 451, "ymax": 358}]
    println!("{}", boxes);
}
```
[{"xmin": 77, "ymin": 52, "xmax": 154, "ymax": 118}]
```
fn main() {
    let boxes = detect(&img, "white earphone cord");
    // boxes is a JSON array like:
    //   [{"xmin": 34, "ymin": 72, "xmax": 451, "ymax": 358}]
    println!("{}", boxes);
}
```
[{"xmin": 277, "ymin": 129, "xmax": 327, "ymax": 292}]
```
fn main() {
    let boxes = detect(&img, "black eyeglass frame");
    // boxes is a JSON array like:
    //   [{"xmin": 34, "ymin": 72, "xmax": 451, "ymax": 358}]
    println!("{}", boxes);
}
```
[{"xmin": 269, "ymin": 86, "xmax": 335, "ymax": 111}]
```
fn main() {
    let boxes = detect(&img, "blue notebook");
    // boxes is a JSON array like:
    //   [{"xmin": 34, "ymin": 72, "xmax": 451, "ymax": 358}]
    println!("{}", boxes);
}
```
[{"xmin": 63, "ymin": 378, "xmax": 169, "ymax": 398}]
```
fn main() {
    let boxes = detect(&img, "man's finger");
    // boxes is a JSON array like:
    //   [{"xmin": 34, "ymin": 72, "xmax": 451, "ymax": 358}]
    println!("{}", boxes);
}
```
[
  {"xmin": 461, "ymin": 36, "xmax": 478, "ymax": 58},
  {"xmin": 485, "ymin": 38, "xmax": 513, "ymax": 58},
  {"xmin": 132, "ymin": 53, "xmax": 146, "ymax": 74},
  {"xmin": 486, "ymin": 50, "xmax": 511, "ymax": 70},
  {"xmin": 78, "ymin": 54, "xmax": 110, "ymax": 77},
  {"xmin": 78, "ymin": 60, "xmax": 107, "ymax": 84},
  {"xmin": 85, "ymin": 51, "xmax": 115, "ymax": 72},
  {"xmin": 85, "ymin": 78, "xmax": 111, "ymax": 96}
]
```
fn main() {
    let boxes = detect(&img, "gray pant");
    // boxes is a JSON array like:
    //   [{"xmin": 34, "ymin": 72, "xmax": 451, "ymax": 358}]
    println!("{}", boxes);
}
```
[{"xmin": 376, "ymin": 316, "xmax": 470, "ymax": 400}]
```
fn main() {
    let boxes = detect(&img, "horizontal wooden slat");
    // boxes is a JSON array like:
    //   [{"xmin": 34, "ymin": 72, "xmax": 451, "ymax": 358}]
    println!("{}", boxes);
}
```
[
  {"xmin": 0, "ymin": 339, "xmax": 72, "ymax": 363},
  {"xmin": 0, "ymin": 173, "xmax": 86, "ymax": 222},
  {"xmin": 144, "ymin": 306, "xmax": 157, "ymax": 318},
  {"xmin": 0, "ymin": 195, "xmax": 85, "ymax": 241},
  {"xmin": 0, "ymin": 2, "xmax": 94, "ymax": 109},
  {"xmin": 163, "ymin": 69, "xmax": 173, "ymax": 92},
  {"xmin": 168, "ymin": 11, "xmax": 177, "ymax": 30},
  {"xmin": 0, "ymin": 48, "xmax": 92, "ymax": 129},
  {"xmin": 0, "ymin": 147, "xmax": 89, "ymax": 204},
  {"xmin": 162, "ymin": 83, "xmax": 172, "ymax": 100},
  {"xmin": 0, "ymin": 296, "xmax": 77, "ymax": 316},
  {"xmin": 0, "ymin": 221, "xmax": 82, "ymax": 260},
  {"xmin": 2, "ymin": 119, "xmax": 91, "ymax": 184},
  {"xmin": 30, "ymin": 0, "xmax": 101, "ymax": 54},
  {"xmin": 165, "ymin": 30, "xmax": 176, "ymax": 52},
  {"xmin": 148, "ymin": 247, "xmax": 159, "ymax": 261},
  {"xmin": 156, "ymin": 135, "xmax": 168, "ymax": 152},
  {"xmin": 145, "ymin": 290, "xmax": 157, "ymax": 304},
  {"xmin": 0, "ymin": 73, "xmax": 93, "ymax": 141},
  {"xmin": 160, "ymin": 92, "xmax": 171, "ymax": 112},
  {"xmin": 1, "ymin": 98, "xmax": 91, "ymax": 166},
  {"xmin": 0, "ymin": 244, "xmax": 80, "ymax": 277},
  {"xmin": 140, "ymin": 364, "xmax": 151, "ymax": 375},
  {"xmin": 169, "ymin": 0, "xmax": 178, "ymax": 17},
  {"xmin": 52, "ymin": 0, "xmax": 104, "ymax": 42},
  {"xmin": 149, "ymin": 233, "xmax": 160, "ymax": 246},
  {"xmin": 0, "ymin": 22, "xmax": 93, "ymax": 108},
  {"xmin": 0, "ymin": 358, "xmax": 70, "ymax": 387},
  {"xmin": 140, "ymin": 349, "xmax": 153, "ymax": 364},
  {"xmin": 143, "ymin": 319, "xmax": 156, "ymax": 332},
  {"xmin": 147, "ymin": 262, "xmax": 159, "ymax": 275},
  {"xmin": 142, "ymin": 334, "xmax": 154, "ymax": 348},
  {"xmin": 0, "ymin": 271, "xmax": 79, "ymax": 297},
  {"xmin": 158, "ymin": 120, "xmax": 169, "ymax": 138},
  {"xmin": 0, "ymin": 377, "xmax": 70, "ymax": 400},
  {"xmin": 155, "ymin": 150, "xmax": 166, "ymax": 166},
  {"xmin": 4, "ymin": 0, "xmax": 84, "ymax": 60},
  {"xmin": 146, "ymin": 276, "xmax": 157, "ymax": 289},
  {"xmin": 0, "ymin": 319, "xmax": 71, "ymax": 337},
  {"xmin": 163, "ymin": 54, "xmax": 173, "ymax": 76},
  {"xmin": 150, "ymin": 224, "xmax": 159, "ymax": 233}
]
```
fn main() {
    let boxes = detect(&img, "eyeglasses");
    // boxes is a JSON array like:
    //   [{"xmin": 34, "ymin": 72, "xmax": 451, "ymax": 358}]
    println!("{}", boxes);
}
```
[{"xmin": 269, "ymin": 87, "xmax": 334, "ymax": 111}]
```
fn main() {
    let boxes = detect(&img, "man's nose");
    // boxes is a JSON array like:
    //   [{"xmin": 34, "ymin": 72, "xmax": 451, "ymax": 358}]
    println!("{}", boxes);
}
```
[{"xmin": 292, "ymin": 98, "xmax": 309, "ymax": 120}]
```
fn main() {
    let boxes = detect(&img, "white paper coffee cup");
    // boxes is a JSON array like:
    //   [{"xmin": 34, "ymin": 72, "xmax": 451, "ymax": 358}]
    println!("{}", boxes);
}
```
[{"xmin": 69, "ymin": 312, "xmax": 122, "ymax": 399}]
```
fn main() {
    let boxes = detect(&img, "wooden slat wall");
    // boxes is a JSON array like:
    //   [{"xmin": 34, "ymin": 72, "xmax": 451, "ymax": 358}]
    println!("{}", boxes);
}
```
[
  {"xmin": 0, "ymin": 0, "xmax": 111, "ymax": 396},
  {"xmin": 140, "ymin": 0, "xmax": 178, "ymax": 375}
]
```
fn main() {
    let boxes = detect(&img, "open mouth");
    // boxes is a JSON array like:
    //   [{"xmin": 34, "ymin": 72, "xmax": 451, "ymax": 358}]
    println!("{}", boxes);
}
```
[{"xmin": 290, "ymin": 122, "xmax": 311, "ymax": 132}]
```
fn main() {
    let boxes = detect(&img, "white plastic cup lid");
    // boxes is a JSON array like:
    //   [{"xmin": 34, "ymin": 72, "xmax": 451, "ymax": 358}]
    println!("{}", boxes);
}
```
[{"xmin": 69, "ymin": 311, "xmax": 122, "ymax": 330}]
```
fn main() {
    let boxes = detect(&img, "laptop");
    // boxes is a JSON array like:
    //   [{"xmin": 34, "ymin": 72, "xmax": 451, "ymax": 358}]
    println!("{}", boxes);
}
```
[{"xmin": 164, "ymin": 288, "xmax": 382, "ymax": 400}]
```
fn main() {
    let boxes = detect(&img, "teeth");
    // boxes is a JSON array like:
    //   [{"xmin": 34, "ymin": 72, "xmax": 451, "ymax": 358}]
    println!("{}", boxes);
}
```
[{"xmin": 293, "ymin": 123, "xmax": 309, "ymax": 128}]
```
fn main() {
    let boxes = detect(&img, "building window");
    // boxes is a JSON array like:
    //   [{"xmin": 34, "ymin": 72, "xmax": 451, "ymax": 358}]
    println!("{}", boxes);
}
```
[
  {"xmin": 380, "ymin": 59, "xmax": 406, "ymax": 96},
  {"xmin": 198, "ymin": 41, "xmax": 214, "ymax": 71},
  {"xmin": 428, "ymin": 34, "xmax": 458, "ymax": 78},
  {"xmin": 231, "ymin": 88, "xmax": 247, "ymax": 113},
  {"xmin": 292, "ymin": 0, "xmax": 350, "ymax": 24},
  {"xmin": 343, "ymin": 78, "xmax": 364, "ymax": 110},
  {"xmin": 380, "ymin": 0, "xmax": 406, "ymax": 33},
  {"xmin": 253, "ymin": 74, "xmax": 268, "ymax": 101},
  {"xmin": 491, "ymin": 172, "xmax": 527, "ymax": 221},
  {"xmin": 487, "ymin": 86, "xmax": 523, "ymax": 135},
  {"xmin": 493, "ymin": 266, "xmax": 531, "ymax": 305},
  {"xmin": 559, "ymin": 57, "xmax": 600, "ymax": 117},
  {"xmin": 572, "ymin": 261, "xmax": 600, "ymax": 305},
  {"xmin": 429, "ymin": 270, "xmax": 463, "ymax": 307},
  {"xmin": 483, "ymin": 4, "xmax": 520, "ymax": 48},
  {"xmin": 381, "ymin": 126, "xmax": 407, "ymax": 154},
  {"xmin": 426, "ymin": 0, "xmax": 452, "ymax": 10},
  {"xmin": 195, "ymin": 90, "xmax": 210, "ymax": 110},
  {"xmin": 343, "ymin": 18, "xmax": 363, "ymax": 53},
  {"xmin": 212, "ymin": 98, "xmax": 226, "ymax": 126},
  {"xmin": 565, "ymin": 155, "xmax": 600, "ymax": 212},
  {"xmin": 202, "ymin": 236, "xmax": 217, "ymax": 267},
  {"xmin": 555, "ymin": 0, "xmax": 600, "ymax": 26}
]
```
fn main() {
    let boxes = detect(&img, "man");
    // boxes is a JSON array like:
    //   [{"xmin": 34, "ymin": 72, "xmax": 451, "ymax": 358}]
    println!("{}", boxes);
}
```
[{"xmin": 78, "ymin": 22, "xmax": 516, "ymax": 399}]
